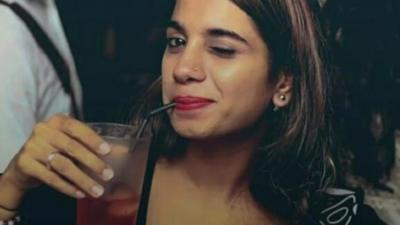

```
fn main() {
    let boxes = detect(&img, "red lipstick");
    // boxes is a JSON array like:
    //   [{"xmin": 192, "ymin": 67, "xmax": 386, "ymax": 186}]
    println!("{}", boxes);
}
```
[{"xmin": 173, "ymin": 96, "xmax": 214, "ymax": 111}]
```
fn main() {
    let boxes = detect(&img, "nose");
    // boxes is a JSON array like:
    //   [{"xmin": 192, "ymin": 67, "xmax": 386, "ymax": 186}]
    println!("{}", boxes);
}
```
[{"xmin": 173, "ymin": 45, "xmax": 205, "ymax": 84}]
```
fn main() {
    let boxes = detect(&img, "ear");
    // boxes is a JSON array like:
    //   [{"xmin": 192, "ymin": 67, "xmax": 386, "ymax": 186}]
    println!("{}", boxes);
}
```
[{"xmin": 272, "ymin": 73, "xmax": 293, "ymax": 108}]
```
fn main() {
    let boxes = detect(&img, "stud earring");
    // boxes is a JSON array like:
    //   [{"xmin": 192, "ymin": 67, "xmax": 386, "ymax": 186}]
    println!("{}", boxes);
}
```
[{"xmin": 273, "ymin": 95, "xmax": 287, "ymax": 112}]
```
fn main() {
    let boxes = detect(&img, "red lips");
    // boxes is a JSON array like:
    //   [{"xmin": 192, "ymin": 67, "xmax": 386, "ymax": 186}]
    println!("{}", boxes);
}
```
[{"xmin": 173, "ymin": 96, "xmax": 214, "ymax": 111}]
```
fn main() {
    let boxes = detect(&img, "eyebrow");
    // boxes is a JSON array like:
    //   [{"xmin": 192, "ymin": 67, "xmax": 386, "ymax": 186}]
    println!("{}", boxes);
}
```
[
  {"xmin": 166, "ymin": 20, "xmax": 186, "ymax": 35},
  {"xmin": 206, "ymin": 28, "xmax": 249, "ymax": 45},
  {"xmin": 166, "ymin": 20, "xmax": 249, "ymax": 45}
]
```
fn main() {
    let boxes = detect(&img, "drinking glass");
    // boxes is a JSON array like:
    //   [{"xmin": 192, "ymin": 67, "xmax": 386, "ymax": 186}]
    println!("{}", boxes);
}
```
[{"xmin": 76, "ymin": 123, "xmax": 152, "ymax": 225}]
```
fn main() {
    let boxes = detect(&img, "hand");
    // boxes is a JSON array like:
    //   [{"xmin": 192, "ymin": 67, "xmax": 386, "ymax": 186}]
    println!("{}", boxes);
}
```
[{"xmin": 1, "ymin": 115, "xmax": 114, "ymax": 199}]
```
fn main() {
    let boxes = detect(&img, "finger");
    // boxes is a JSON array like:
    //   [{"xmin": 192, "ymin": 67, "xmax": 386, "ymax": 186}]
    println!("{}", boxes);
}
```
[
  {"xmin": 47, "ymin": 152, "xmax": 105, "ymax": 198},
  {"xmin": 47, "ymin": 115, "xmax": 111, "ymax": 155},
  {"xmin": 20, "ymin": 155, "xmax": 86, "ymax": 199},
  {"xmin": 28, "ymin": 137, "xmax": 107, "ymax": 198},
  {"xmin": 38, "ymin": 127, "xmax": 114, "ymax": 181}
]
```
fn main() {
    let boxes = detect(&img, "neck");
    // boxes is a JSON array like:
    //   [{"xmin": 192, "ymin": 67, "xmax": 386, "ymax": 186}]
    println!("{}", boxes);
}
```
[{"xmin": 176, "ymin": 129, "xmax": 264, "ymax": 199}]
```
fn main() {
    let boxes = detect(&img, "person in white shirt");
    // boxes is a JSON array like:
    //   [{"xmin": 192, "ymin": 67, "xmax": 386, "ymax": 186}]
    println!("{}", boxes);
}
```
[{"xmin": 0, "ymin": 0, "xmax": 82, "ymax": 172}]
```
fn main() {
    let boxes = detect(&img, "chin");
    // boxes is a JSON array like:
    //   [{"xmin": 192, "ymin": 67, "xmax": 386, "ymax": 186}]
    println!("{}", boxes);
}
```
[
  {"xmin": 175, "ymin": 127, "xmax": 210, "ymax": 139},
  {"xmin": 172, "ymin": 122, "xmax": 214, "ymax": 140}
]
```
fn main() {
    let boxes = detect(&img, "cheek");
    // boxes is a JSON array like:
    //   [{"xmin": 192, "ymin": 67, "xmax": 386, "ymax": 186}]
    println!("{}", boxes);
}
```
[
  {"xmin": 161, "ymin": 56, "xmax": 174, "ymax": 104},
  {"xmin": 216, "ymin": 63, "xmax": 272, "ymax": 125},
  {"xmin": 227, "ymin": 82, "xmax": 271, "ymax": 115},
  {"xmin": 223, "ymin": 85, "xmax": 271, "ymax": 133},
  {"xmin": 218, "ymin": 64, "xmax": 271, "ymax": 105},
  {"xmin": 161, "ymin": 79, "xmax": 168, "ymax": 104}
]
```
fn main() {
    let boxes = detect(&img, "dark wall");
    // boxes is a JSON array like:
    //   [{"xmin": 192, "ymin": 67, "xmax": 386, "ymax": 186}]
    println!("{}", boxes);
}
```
[
  {"xmin": 57, "ymin": 0, "xmax": 162, "ymax": 123},
  {"xmin": 323, "ymin": 0, "xmax": 400, "ymax": 187}
]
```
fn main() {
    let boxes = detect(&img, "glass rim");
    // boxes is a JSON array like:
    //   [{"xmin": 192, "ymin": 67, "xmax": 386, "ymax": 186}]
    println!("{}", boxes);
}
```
[
  {"xmin": 87, "ymin": 122, "xmax": 136, "ymax": 128},
  {"xmin": 87, "ymin": 122, "xmax": 152, "ymax": 139}
]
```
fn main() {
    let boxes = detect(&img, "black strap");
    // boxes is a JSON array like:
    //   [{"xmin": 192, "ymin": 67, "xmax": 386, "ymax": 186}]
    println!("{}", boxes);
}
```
[{"xmin": 0, "ymin": 0, "xmax": 83, "ymax": 120}]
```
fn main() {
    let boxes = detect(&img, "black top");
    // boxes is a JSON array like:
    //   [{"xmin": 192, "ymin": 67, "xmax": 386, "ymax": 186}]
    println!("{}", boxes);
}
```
[
  {"xmin": 19, "ymin": 186, "xmax": 75, "ymax": 225},
  {"xmin": 15, "ymin": 186, "xmax": 386, "ymax": 225}
]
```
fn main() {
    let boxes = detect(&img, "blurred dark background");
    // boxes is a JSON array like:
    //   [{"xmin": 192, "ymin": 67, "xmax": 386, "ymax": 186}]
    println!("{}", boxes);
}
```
[
  {"xmin": 57, "ymin": 0, "xmax": 164, "ymax": 123},
  {"xmin": 321, "ymin": 0, "xmax": 400, "ymax": 188}
]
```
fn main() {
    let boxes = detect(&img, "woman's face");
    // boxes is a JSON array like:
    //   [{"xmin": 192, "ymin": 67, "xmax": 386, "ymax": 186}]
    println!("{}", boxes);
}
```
[{"xmin": 162, "ymin": 0, "xmax": 283, "ymax": 139}]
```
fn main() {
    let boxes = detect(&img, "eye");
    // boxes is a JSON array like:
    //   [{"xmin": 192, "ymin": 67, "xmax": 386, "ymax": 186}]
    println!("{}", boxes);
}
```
[
  {"xmin": 166, "ymin": 37, "xmax": 186, "ymax": 48},
  {"xmin": 210, "ymin": 47, "xmax": 237, "ymax": 58}
]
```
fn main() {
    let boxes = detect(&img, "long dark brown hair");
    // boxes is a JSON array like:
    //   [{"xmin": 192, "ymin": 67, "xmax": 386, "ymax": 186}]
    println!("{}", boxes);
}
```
[{"xmin": 133, "ymin": 0, "xmax": 335, "ymax": 223}]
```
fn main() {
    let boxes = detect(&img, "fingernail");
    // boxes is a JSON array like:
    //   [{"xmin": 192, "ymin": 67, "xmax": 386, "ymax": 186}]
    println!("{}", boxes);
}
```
[
  {"xmin": 76, "ymin": 190, "xmax": 86, "ymax": 199},
  {"xmin": 98, "ymin": 142, "xmax": 111, "ymax": 155},
  {"xmin": 102, "ymin": 168, "xmax": 114, "ymax": 181},
  {"xmin": 91, "ymin": 185, "xmax": 104, "ymax": 197}
]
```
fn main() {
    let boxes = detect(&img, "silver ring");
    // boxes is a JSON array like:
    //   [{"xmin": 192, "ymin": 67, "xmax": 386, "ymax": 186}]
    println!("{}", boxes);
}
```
[{"xmin": 46, "ymin": 151, "xmax": 59, "ymax": 169}]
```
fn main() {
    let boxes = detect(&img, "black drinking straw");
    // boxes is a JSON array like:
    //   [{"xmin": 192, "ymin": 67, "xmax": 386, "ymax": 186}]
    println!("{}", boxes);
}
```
[
  {"xmin": 135, "ymin": 103, "xmax": 176, "ymax": 139},
  {"xmin": 135, "ymin": 102, "xmax": 176, "ymax": 225}
]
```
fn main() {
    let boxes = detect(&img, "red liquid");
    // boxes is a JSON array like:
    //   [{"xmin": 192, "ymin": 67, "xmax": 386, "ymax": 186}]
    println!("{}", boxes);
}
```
[{"xmin": 77, "ymin": 184, "xmax": 139, "ymax": 225}]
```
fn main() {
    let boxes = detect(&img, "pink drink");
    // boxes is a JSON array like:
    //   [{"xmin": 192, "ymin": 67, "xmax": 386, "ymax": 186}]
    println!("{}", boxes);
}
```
[
  {"xmin": 77, "ymin": 126, "xmax": 151, "ymax": 225},
  {"xmin": 77, "ymin": 183, "xmax": 139, "ymax": 225}
]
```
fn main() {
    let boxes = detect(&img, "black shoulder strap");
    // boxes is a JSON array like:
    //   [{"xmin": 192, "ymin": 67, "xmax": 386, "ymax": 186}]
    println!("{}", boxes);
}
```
[{"xmin": 0, "ymin": 0, "xmax": 83, "ymax": 120}]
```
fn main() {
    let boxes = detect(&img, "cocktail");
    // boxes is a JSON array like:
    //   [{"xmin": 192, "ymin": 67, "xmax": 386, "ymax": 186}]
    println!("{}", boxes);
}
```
[{"xmin": 76, "ymin": 123, "xmax": 151, "ymax": 225}]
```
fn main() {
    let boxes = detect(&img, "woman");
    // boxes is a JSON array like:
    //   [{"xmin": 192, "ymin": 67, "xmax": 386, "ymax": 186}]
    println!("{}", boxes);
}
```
[
  {"xmin": 139, "ymin": 0, "xmax": 333, "ymax": 223},
  {"xmin": 0, "ymin": 0, "xmax": 384, "ymax": 224}
]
